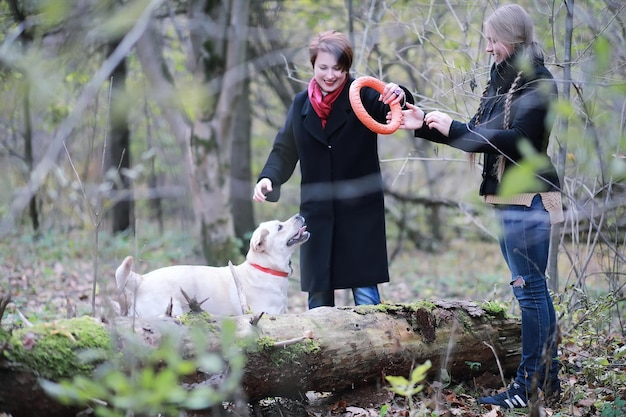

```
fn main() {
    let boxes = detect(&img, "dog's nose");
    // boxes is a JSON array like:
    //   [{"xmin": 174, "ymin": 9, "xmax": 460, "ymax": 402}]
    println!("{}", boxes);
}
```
[{"xmin": 295, "ymin": 214, "xmax": 305, "ymax": 223}]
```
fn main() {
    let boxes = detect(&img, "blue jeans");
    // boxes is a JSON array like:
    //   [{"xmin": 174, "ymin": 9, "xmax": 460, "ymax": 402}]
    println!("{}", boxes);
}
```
[
  {"xmin": 496, "ymin": 195, "xmax": 559, "ymax": 391},
  {"xmin": 308, "ymin": 286, "xmax": 381, "ymax": 309}
]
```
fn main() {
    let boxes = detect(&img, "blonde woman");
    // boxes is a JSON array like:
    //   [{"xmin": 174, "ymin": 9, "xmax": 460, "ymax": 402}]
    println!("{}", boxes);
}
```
[{"xmin": 399, "ymin": 4, "xmax": 562, "ymax": 409}]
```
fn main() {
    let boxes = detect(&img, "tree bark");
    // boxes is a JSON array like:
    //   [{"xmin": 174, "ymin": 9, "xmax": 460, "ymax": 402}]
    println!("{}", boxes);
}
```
[
  {"xmin": 7, "ymin": 0, "xmax": 40, "ymax": 235},
  {"xmin": 231, "ymin": 75, "xmax": 255, "ymax": 255},
  {"xmin": 237, "ymin": 302, "xmax": 521, "ymax": 400},
  {"xmin": 0, "ymin": 301, "xmax": 520, "ymax": 416},
  {"xmin": 136, "ymin": 0, "xmax": 251, "ymax": 266},
  {"xmin": 108, "ymin": 39, "xmax": 134, "ymax": 235},
  {"xmin": 189, "ymin": 0, "xmax": 250, "ymax": 266}
]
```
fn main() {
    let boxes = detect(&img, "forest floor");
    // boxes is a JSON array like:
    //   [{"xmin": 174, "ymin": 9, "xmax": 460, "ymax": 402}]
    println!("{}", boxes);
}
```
[{"xmin": 1, "ymin": 228, "xmax": 625, "ymax": 417}]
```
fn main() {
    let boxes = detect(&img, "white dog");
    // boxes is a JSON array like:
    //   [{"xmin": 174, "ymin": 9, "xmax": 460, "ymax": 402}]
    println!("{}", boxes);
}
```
[{"xmin": 114, "ymin": 214, "xmax": 309, "ymax": 317}]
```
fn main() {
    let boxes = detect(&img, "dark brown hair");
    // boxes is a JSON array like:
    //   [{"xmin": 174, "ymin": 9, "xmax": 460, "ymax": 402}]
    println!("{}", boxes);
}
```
[{"xmin": 309, "ymin": 30, "xmax": 353, "ymax": 72}]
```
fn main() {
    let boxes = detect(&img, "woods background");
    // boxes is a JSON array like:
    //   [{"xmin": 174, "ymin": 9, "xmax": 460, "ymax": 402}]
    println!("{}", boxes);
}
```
[
  {"xmin": 0, "ymin": 0, "xmax": 624, "ymax": 415},
  {"xmin": 1, "ymin": 0, "xmax": 624, "ymax": 263}
]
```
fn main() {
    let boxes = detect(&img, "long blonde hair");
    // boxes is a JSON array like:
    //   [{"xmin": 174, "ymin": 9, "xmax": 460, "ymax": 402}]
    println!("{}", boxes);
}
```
[
  {"xmin": 470, "ymin": 4, "xmax": 542, "ymax": 181},
  {"xmin": 485, "ymin": 4, "xmax": 541, "ymax": 60}
]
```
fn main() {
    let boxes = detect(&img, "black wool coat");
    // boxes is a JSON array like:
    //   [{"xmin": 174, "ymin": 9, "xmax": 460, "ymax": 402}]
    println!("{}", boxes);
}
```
[{"xmin": 258, "ymin": 77, "xmax": 413, "ymax": 292}]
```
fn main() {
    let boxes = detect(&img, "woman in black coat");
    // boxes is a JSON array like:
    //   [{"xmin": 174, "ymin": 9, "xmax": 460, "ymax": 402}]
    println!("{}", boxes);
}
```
[
  {"xmin": 399, "ymin": 4, "xmax": 562, "ymax": 410},
  {"xmin": 253, "ymin": 30, "xmax": 413, "ymax": 309}
]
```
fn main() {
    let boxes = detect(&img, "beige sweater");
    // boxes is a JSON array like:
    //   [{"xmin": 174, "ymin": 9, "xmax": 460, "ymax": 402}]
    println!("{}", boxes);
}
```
[{"xmin": 484, "ymin": 192, "xmax": 564, "ymax": 224}]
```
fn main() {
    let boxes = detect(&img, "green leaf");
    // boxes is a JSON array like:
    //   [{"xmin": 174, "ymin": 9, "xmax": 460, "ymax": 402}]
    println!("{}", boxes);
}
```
[
  {"xmin": 411, "ymin": 359, "xmax": 432, "ymax": 382},
  {"xmin": 385, "ymin": 375, "xmax": 409, "ymax": 386},
  {"xmin": 499, "ymin": 141, "xmax": 551, "ymax": 197},
  {"xmin": 103, "ymin": 370, "xmax": 131, "ymax": 395},
  {"xmin": 593, "ymin": 36, "xmax": 611, "ymax": 74},
  {"xmin": 595, "ymin": 357, "xmax": 610, "ymax": 366},
  {"xmin": 185, "ymin": 386, "xmax": 220, "ymax": 410}
]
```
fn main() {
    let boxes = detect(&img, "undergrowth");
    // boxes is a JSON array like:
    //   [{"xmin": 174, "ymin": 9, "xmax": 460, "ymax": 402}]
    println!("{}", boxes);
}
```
[{"xmin": 0, "ymin": 226, "xmax": 624, "ymax": 416}]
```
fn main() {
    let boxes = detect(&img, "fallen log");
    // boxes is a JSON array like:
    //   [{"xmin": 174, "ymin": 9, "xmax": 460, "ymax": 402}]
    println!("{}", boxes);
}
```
[
  {"xmin": 235, "ymin": 301, "xmax": 521, "ymax": 400},
  {"xmin": 0, "ymin": 301, "xmax": 521, "ymax": 417}
]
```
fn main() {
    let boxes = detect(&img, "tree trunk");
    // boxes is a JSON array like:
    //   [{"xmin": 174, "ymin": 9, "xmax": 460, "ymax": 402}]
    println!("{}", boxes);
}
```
[
  {"xmin": 136, "ymin": 0, "xmax": 251, "ymax": 266},
  {"xmin": 188, "ymin": 0, "xmax": 250, "ymax": 266},
  {"xmin": 231, "ymin": 75, "xmax": 255, "ymax": 256},
  {"xmin": 8, "ymin": 0, "xmax": 40, "ymax": 234},
  {"xmin": 548, "ymin": 0, "xmax": 575, "ymax": 292},
  {"xmin": 0, "ymin": 301, "xmax": 520, "ymax": 416},
  {"xmin": 23, "ymin": 80, "xmax": 40, "ymax": 235},
  {"xmin": 108, "ymin": 40, "xmax": 134, "ymax": 234}
]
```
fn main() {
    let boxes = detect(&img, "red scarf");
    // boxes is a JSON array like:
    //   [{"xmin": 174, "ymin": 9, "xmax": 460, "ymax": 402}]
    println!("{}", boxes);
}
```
[{"xmin": 308, "ymin": 77, "xmax": 347, "ymax": 128}]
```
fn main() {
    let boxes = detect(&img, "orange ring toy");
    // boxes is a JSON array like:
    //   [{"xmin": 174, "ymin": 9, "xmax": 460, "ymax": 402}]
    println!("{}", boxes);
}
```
[{"xmin": 349, "ymin": 76, "xmax": 402, "ymax": 135}]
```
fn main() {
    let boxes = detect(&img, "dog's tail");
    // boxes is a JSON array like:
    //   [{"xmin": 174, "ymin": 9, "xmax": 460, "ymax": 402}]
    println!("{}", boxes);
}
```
[{"xmin": 115, "ymin": 256, "xmax": 140, "ymax": 291}]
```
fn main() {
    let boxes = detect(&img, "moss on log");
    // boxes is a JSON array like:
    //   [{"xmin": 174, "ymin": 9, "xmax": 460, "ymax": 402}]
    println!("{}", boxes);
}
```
[{"xmin": 0, "ymin": 300, "xmax": 521, "ymax": 416}]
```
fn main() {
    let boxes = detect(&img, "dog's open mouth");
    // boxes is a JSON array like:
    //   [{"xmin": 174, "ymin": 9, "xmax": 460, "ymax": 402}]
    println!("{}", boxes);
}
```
[{"xmin": 287, "ymin": 226, "xmax": 310, "ymax": 246}]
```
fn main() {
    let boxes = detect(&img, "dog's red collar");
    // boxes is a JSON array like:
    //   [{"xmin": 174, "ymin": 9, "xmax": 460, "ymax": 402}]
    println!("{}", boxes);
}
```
[{"xmin": 248, "ymin": 262, "xmax": 289, "ymax": 277}]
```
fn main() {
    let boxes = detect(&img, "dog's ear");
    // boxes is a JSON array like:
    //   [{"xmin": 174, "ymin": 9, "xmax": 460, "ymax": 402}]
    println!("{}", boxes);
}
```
[
  {"xmin": 115, "ymin": 256, "xmax": 134, "ymax": 289},
  {"xmin": 250, "ymin": 228, "xmax": 270, "ymax": 253}
]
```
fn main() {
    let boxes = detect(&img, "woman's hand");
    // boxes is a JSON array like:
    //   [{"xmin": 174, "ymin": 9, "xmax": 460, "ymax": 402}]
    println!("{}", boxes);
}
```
[
  {"xmin": 253, "ymin": 178, "xmax": 273, "ymax": 202},
  {"xmin": 391, "ymin": 102, "xmax": 425, "ymax": 130},
  {"xmin": 424, "ymin": 110, "xmax": 452, "ymax": 137},
  {"xmin": 380, "ymin": 82, "xmax": 404, "ymax": 105}
]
